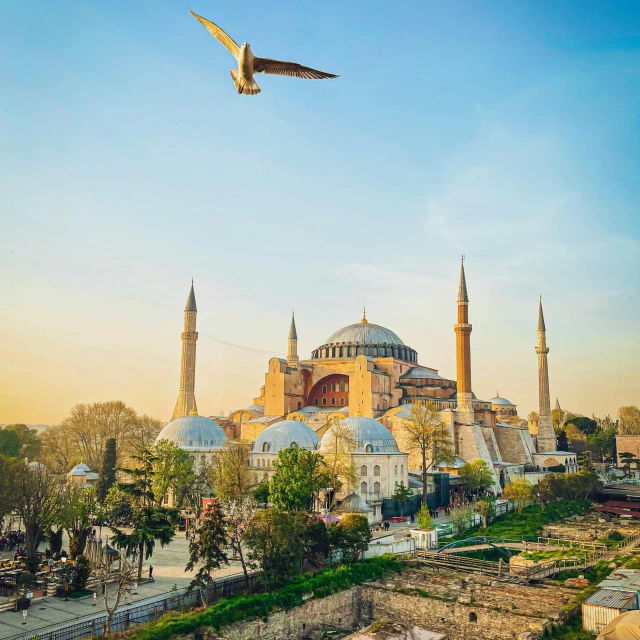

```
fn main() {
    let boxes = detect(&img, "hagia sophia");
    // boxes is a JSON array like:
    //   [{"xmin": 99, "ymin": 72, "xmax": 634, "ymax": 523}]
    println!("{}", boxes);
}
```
[{"xmin": 155, "ymin": 260, "xmax": 577, "ymax": 519}]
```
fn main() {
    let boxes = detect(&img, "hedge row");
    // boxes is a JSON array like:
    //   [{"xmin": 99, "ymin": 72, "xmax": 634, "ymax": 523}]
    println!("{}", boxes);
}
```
[{"xmin": 127, "ymin": 554, "xmax": 403, "ymax": 640}]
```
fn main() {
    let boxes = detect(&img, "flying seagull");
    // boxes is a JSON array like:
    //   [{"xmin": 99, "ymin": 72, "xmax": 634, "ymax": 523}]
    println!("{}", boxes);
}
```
[{"xmin": 189, "ymin": 10, "xmax": 338, "ymax": 95}]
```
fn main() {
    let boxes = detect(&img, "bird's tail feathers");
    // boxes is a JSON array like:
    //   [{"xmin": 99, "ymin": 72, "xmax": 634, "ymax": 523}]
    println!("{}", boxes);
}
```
[{"xmin": 230, "ymin": 70, "xmax": 261, "ymax": 95}]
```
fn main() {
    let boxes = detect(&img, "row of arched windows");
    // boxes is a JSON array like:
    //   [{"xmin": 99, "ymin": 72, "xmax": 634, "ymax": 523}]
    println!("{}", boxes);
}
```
[
  {"xmin": 361, "ymin": 481, "xmax": 381, "ymax": 494},
  {"xmin": 313, "ymin": 345, "xmax": 417, "ymax": 362},
  {"xmin": 360, "ymin": 464, "xmax": 404, "ymax": 476},
  {"xmin": 314, "ymin": 397, "xmax": 346, "ymax": 406},
  {"xmin": 251, "ymin": 458, "xmax": 271, "ymax": 468}
]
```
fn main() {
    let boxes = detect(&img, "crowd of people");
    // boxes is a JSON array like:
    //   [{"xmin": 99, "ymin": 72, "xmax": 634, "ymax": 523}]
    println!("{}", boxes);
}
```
[{"xmin": 0, "ymin": 518, "xmax": 25, "ymax": 552}]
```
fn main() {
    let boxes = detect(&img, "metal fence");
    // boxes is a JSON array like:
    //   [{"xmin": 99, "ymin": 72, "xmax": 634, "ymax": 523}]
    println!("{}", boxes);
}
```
[{"xmin": 8, "ymin": 573, "xmax": 253, "ymax": 640}]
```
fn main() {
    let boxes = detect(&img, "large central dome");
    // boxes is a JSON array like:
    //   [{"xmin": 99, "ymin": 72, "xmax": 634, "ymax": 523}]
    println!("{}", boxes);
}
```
[
  {"xmin": 324, "ymin": 322, "xmax": 404, "ymax": 346},
  {"xmin": 311, "ymin": 314, "xmax": 417, "ymax": 363}
]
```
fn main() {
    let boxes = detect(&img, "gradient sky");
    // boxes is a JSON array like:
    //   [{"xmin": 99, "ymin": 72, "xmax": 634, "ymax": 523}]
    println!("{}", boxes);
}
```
[{"xmin": 1, "ymin": 0, "xmax": 639, "ymax": 425}]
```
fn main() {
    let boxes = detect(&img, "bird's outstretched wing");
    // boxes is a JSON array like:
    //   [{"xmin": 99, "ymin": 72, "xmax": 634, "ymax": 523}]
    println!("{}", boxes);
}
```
[
  {"xmin": 189, "ymin": 10, "xmax": 240, "ymax": 59},
  {"xmin": 253, "ymin": 58, "xmax": 338, "ymax": 80}
]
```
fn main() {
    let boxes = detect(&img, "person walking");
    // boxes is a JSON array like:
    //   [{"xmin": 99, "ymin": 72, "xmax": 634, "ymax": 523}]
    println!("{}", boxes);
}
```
[{"xmin": 149, "ymin": 565, "xmax": 154, "ymax": 580}]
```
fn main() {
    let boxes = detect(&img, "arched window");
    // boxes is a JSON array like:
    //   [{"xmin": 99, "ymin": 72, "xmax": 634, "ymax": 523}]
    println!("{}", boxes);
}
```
[
  {"xmin": 374, "ymin": 465, "xmax": 380, "ymax": 476},
  {"xmin": 314, "ymin": 398, "xmax": 319, "ymax": 405},
  {"xmin": 469, "ymin": 613, "xmax": 477, "ymax": 623},
  {"xmin": 322, "ymin": 384, "xmax": 327, "ymax": 393},
  {"xmin": 262, "ymin": 459, "xmax": 266, "ymax": 467},
  {"xmin": 360, "ymin": 481, "xmax": 368, "ymax": 494},
  {"xmin": 401, "ymin": 465, "xmax": 404, "ymax": 475},
  {"xmin": 331, "ymin": 397, "xmax": 336, "ymax": 405},
  {"xmin": 262, "ymin": 442, "xmax": 270, "ymax": 453},
  {"xmin": 394, "ymin": 465, "xmax": 398, "ymax": 475},
  {"xmin": 365, "ymin": 444, "xmax": 373, "ymax": 453},
  {"xmin": 266, "ymin": 459, "xmax": 270, "ymax": 468},
  {"xmin": 332, "ymin": 382, "xmax": 337, "ymax": 392},
  {"xmin": 374, "ymin": 481, "xmax": 380, "ymax": 493},
  {"xmin": 290, "ymin": 442, "xmax": 298, "ymax": 449},
  {"xmin": 340, "ymin": 397, "xmax": 345, "ymax": 405},
  {"xmin": 360, "ymin": 465, "xmax": 368, "ymax": 476},
  {"xmin": 322, "ymin": 397, "xmax": 327, "ymax": 405},
  {"xmin": 339, "ymin": 379, "xmax": 345, "ymax": 392}
]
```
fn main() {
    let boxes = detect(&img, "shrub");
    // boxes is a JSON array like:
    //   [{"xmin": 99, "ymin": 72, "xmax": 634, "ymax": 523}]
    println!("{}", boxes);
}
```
[{"xmin": 71, "ymin": 555, "xmax": 92, "ymax": 591}]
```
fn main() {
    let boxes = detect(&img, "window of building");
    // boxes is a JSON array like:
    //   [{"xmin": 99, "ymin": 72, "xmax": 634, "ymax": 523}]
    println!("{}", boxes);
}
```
[
  {"xmin": 314, "ymin": 398, "xmax": 319, "ymax": 405},
  {"xmin": 361, "ymin": 481, "xmax": 368, "ymax": 494},
  {"xmin": 331, "ymin": 397, "xmax": 336, "ymax": 405},
  {"xmin": 401, "ymin": 465, "xmax": 404, "ymax": 475},
  {"xmin": 365, "ymin": 444, "xmax": 373, "ymax": 453},
  {"xmin": 298, "ymin": 402, "xmax": 301, "ymax": 409},
  {"xmin": 374, "ymin": 465, "xmax": 380, "ymax": 476},
  {"xmin": 266, "ymin": 459, "xmax": 270, "ymax": 468},
  {"xmin": 332, "ymin": 382, "xmax": 337, "ymax": 392},
  {"xmin": 290, "ymin": 442, "xmax": 298, "ymax": 449},
  {"xmin": 262, "ymin": 459, "xmax": 266, "ymax": 467},
  {"xmin": 394, "ymin": 465, "xmax": 398, "ymax": 475},
  {"xmin": 322, "ymin": 384, "xmax": 327, "ymax": 393},
  {"xmin": 383, "ymin": 399, "xmax": 387, "ymax": 410},
  {"xmin": 340, "ymin": 397, "xmax": 345, "ymax": 405},
  {"xmin": 469, "ymin": 613, "xmax": 477, "ymax": 623},
  {"xmin": 262, "ymin": 442, "xmax": 270, "ymax": 453},
  {"xmin": 339, "ymin": 378, "xmax": 345, "ymax": 392},
  {"xmin": 322, "ymin": 397, "xmax": 327, "ymax": 405},
  {"xmin": 360, "ymin": 465, "xmax": 367, "ymax": 476},
  {"xmin": 374, "ymin": 481, "xmax": 380, "ymax": 493}
]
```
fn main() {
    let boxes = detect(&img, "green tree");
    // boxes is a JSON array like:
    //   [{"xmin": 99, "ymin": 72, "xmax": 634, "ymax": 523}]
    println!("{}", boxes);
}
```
[
  {"xmin": 567, "ymin": 416, "xmax": 598, "ymax": 436},
  {"xmin": 11, "ymin": 462, "xmax": 65, "ymax": 569},
  {"xmin": 416, "ymin": 503, "xmax": 432, "ymax": 530},
  {"xmin": 502, "ymin": 478, "xmax": 534, "ymax": 513},
  {"xmin": 0, "ymin": 429, "xmax": 22, "ymax": 457},
  {"xmin": 244, "ymin": 509, "xmax": 303, "ymax": 590},
  {"xmin": 152, "ymin": 439, "xmax": 196, "ymax": 506},
  {"xmin": 0, "ymin": 456, "xmax": 16, "ymax": 520},
  {"xmin": 185, "ymin": 501, "xmax": 228, "ymax": 605},
  {"xmin": 104, "ymin": 484, "xmax": 135, "ymax": 524},
  {"xmin": 391, "ymin": 481, "xmax": 412, "ymax": 517},
  {"xmin": 551, "ymin": 408, "xmax": 565, "ymax": 431},
  {"xmin": 222, "ymin": 497, "xmax": 256, "ymax": 588},
  {"xmin": 534, "ymin": 475, "xmax": 555, "ymax": 510},
  {"xmin": 319, "ymin": 418, "xmax": 357, "ymax": 510},
  {"xmin": 620, "ymin": 451, "xmax": 635, "ymax": 478},
  {"xmin": 451, "ymin": 505, "xmax": 473, "ymax": 536},
  {"xmin": 268, "ymin": 447, "xmax": 331, "ymax": 512},
  {"xmin": 458, "ymin": 460, "xmax": 494, "ymax": 495},
  {"xmin": 210, "ymin": 442, "xmax": 255, "ymax": 500},
  {"xmin": 71, "ymin": 555, "xmax": 92, "ymax": 591},
  {"xmin": 95, "ymin": 438, "xmax": 117, "ymax": 504},
  {"xmin": 327, "ymin": 514, "xmax": 371, "ymax": 563},
  {"xmin": 401, "ymin": 400, "xmax": 455, "ymax": 501},
  {"xmin": 110, "ymin": 448, "xmax": 177, "ymax": 580},
  {"xmin": 475, "ymin": 497, "xmax": 496, "ymax": 528},
  {"xmin": 3, "ymin": 424, "xmax": 40, "ymax": 459},
  {"xmin": 61, "ymin": 485, "xmax": 95, "ymax": 558},
  {"xmin": 618, "ymin": 406, "xmax": 640, "ymax": 436},
  {"xmin": 556, "ymin": 430, "xmax": 569, "ymax": 451},
  {"xmin": 253, "ymin": 482, "xmax": 269, "ymax": 505}
]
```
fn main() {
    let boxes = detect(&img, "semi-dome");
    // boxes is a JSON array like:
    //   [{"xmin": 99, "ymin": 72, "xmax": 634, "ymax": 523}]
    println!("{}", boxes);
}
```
[
  {"xmin": 320, "ymin": 416, "xmax": 399, "ymax": 454},
  {"xmin": 252, "ymin": 419, "xmax": 319, "ymax": 454},
  {"xmin": 312, "ymin": 313, "xmax": 417, "ymax": 363},
  {"xmin": 155, "ymin": 413, "xmax": 227, "ymax": 451}
]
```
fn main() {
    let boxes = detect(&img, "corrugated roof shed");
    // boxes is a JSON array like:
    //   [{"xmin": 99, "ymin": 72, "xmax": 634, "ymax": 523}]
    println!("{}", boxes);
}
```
[{"xmin": 584, "ymin": 589, "xmax": 637, "ymax": 608}]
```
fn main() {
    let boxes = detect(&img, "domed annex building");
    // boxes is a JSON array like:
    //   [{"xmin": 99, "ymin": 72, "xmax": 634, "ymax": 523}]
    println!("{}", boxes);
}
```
[
  {"xmin": 166, "ymin": 262, "xmax": 572, "ymax": 521},
  {"xmin": 155, "ymin": 409, "xmax": 228, "ymax": 467},
  {"xmin": 249, "ymin": 418, "xmax": 320, "ymax": 483}
]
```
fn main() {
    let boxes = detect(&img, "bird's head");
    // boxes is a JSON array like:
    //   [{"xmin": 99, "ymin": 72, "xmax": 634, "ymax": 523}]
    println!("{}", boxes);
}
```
[{"xmin": 242, "ymin": 42, "xmax": 250, "ymax": 50}]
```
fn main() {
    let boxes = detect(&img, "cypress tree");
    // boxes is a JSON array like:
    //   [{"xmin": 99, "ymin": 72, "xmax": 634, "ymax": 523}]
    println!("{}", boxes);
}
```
[{"xmin": 96, "ymin": 438, "xmax": 117, "ymax": 503}]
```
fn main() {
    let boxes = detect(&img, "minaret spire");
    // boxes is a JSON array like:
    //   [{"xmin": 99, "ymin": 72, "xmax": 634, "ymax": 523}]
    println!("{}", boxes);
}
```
[
  {"xmin": 535, "ymin": 297, "xmax": 556, "ymax": 452},
  {"xmin": 286, "ymin": 311, "xmax": 299, "ymax": 366},
  {"xmin": 172, "ymin": 282, "xmax": 199, "ymax": 420},
  {"xmin": 454, "ymin": 256, "xmax": 473, "ymax": 423}
]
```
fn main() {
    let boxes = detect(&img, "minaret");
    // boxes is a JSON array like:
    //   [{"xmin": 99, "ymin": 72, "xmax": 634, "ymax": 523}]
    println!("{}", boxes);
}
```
[
  {"xmin": 286, "ymin": 312, "xmax": 299, "ymax": 366},
  {"xmin": 172, "ymin": 281, "xmax": 198, "ymax": 420},
  {"xmin": 454, "ymin": 257, "xmax": 474, "ymax": 424},
  {"xmin": 535, "ymin": 297, "xmax": 556, "ymax": 452},
  {"xmin": 555, "ymin": 398, "xmax": 561, "ymax": 411}
]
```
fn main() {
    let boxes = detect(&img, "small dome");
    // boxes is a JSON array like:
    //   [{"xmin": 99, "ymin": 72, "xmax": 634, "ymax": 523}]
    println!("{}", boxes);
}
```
[
  {"xmin": 75, "ymin": 463, "xmax": 91, "ymax": 472},
  {"xmin": 320, "ymin": 416, "xmax": 399, "ymax": 454},
  {"xmin": 324, "ymin": 323, "xmax": 404, "ymax": 346},
  {"xmin": 489, "ymin": 393, "xmax": 514, "ymax": 406},
  {"xmin": 336, "ymin": 493, "xmax": 371, "ymax": 513},
  {"xmin": 252, "ymin": 419, "xmax": 320, "ymax": 454},
  {"xmin": 155, "ymin": 414, "xmax": 227, "ymax": 451},
  {"xmin": 69, "ymin": 466, "xmax": 87, "ymax": 476}
]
